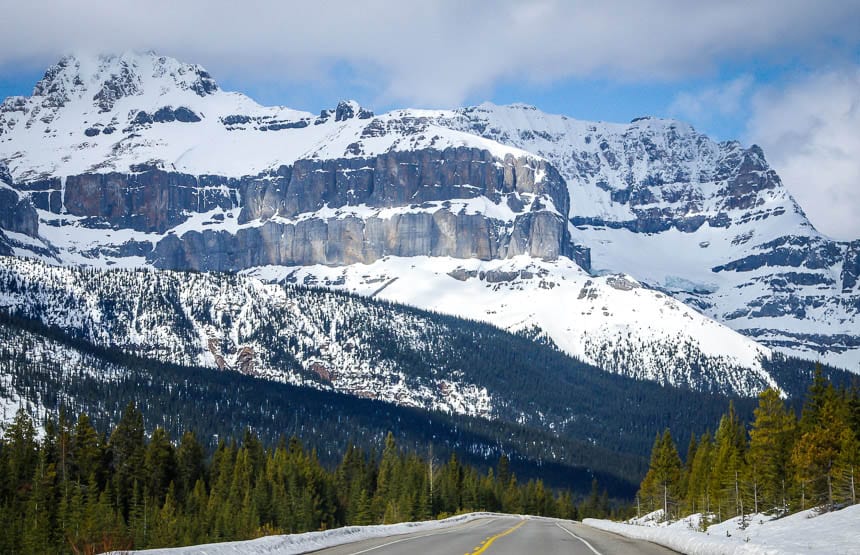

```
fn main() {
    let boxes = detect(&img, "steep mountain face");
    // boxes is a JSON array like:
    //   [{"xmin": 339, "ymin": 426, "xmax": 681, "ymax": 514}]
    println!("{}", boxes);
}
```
[
  {"xmin": 0, "ymin": 51, "xmax": 855, "ymax": 397},
  {"xmin": 0, "ymin": 162, "xmax": 41, "ymax": 255},
  {"xmin": 434, "ymin": 104, "xmax": 860, "ymax": 371},
  {"xmin": 0, "ymin": 316, "xmax": 646, "ymax": 495},
  {"xmin": 0, "ymin": 54, "xmax": 575, "ymax": 270},
  {"xmin": 0, "ymin": 256, "xmax": 769, "ymax": 458}
]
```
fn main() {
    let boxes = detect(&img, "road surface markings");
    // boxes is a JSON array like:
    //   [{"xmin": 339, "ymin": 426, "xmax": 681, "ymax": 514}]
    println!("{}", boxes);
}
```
[
  {"xmin": 555, "ymin": 522, "xmax": 604, "ymax": 555},
  {"xmin": 467, "ymin": 519, "xmax": 526, "ymax": 555},
  {"xmin": 343, "ymin": 517, "xmax": 495, "ymax": 554}
]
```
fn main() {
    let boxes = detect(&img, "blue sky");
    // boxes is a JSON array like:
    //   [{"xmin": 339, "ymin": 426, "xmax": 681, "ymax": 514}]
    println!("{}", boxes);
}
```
[{"xmin": 1, "ymin": 0, "xmax": 859, "ymax": 237}]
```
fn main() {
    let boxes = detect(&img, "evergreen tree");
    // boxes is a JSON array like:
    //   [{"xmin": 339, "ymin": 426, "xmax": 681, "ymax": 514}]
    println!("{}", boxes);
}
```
[
  {"xmin": 23, "ymin": 447, "xmax": 59, "ymax": 554},
  {"xmin": 150, "ymin": 483, "xmax": 180, "ymax": 548},
  {"xmin": 685, "ymin": 431, "xmax": 713, "ymax": 517},
  {"xmin": 679, "ymin": 433, "xmax": 697, "ymax": 505},
  {"xmin": 373, "ymin": 432, "xmax": 401, "ymax": 522},
  {"xmin": 108, "ymin": 402, "xmax": 146, "ymax": 517},
  {"xmin": 4, "ymin": 408, "xmax": 38, "ymax": 498},
  {"xmin": 746, "ymin": 389, "xmax": 796, "ymax": 515},
  {"xmin": 71, "ymin": 412, "xmax": 102, "ymax": 484},
  {"xmin": 637, "ymin": 429, "xmax": 682, "ymax": 521},
  {"xmin": 834, "ymin": 428, "xmax": 859, "ymax": 505},
  {"xmin": 792, "ymin": 388, "xmax": 851, "ymax": 509},
  {"xmin": 145, "ymin": 427, "xmax": 177, "ymax": 504},
  {"xmin": 175, "ymin": 430, "xmax": 205, "ymax": 503},
  {"xmin": 0, "ymin": 406, "xmax": 618, "ymax": 551},
  {"xmin": 709, "ymin": 403, "xmax": 746, "ymax": 521}
]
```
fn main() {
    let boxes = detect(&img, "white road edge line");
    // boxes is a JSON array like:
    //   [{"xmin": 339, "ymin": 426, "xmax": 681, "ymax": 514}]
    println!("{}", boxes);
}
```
[
  {"xmin": 344, "ymin": 517, "xmax": 497, "ymax": 554},
  {"xmin": 556, "ymin": 522, "xmax": 604, "ymax": 555}
]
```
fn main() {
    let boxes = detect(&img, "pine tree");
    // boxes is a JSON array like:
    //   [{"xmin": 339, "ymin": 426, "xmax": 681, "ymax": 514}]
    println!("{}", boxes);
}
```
[
  {"xmin": 792, "ymin": 388, "xmax": 851, "ymax": 509},
  {"xmin": 746, "ymin": 389, "xmax": 796, "ymax": 515},
  {"xmin": 71, "ymin": 412, "xmax": 102, "ymax": 484},
  {"xmin": 4, "ymin": 408, "xmax": 38, "ymax": 499},
  {"xmin": 108, "ymin": 402, "xmax": 146, "ymax": 518},
  {"xmin": 685, "ymin": 431, "xmax": 713, "ymax": 517},
  {"xmin": 176, "ymin": 430, "xmax": 205, "ymax": 504},
  {"xmin": 150, "ymin": 483, "xmax": 180, "ymax": 548},
  {"xmin": 654, "ymin": 430, "xmax": 682, "ymax": 520},
  {"xmin": 834, "ymin": 428, "xmax": 859, "ymax": 505},
  {"xmin": 710, "ymin": 403, "xmax": 746, "ymax": 521},
  {"xmin": 22, "ymin": 448, "xmax": 59, "ymax": 554},
  {"xmin": 145, "ymin": 427, "xmax": 177, "ymax": 504},
  {"xmin": 679, "ymin": 432, "xmax": 698, "ymax": 506},
  {"xmin": 373, "ymin": 432, "xmax": 401, "ymax": 522}
]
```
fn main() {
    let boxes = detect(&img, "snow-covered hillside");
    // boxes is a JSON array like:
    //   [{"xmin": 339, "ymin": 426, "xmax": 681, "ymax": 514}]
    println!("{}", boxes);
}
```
[
  {"xmin": 0, "ymin": 53, "xmax": 532, "ymax": 180},
  {"xmin": 586, "ymin": 505, "xmax": 860, "ymax": 555},
  {"xmin": 0, "ymin": 256, "xmax": 498, "ymax": 416},
  {"xmin": 0, "ymin": 255, "xmax": 777, "ymax": 401},
  {"xmin": 435, "ymin": 103, "xmax": 860, "ymax": 371},
  {"xmin": 249, "ymin": 255, "xmax": 776, "ymax": 395},
  {"xmin": 0, "ymin": 50, "xmax": 856, "ymax": 390}
]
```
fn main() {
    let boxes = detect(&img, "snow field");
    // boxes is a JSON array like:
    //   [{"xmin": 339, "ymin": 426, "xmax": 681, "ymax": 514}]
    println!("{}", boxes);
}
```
[{"xmin": 584, "ymin": 504, "xmax": 860, "ymax": 555}]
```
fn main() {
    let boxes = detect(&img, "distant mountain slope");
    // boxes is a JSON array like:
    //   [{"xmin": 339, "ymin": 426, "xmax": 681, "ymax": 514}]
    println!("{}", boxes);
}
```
[
  {"xmin": 434, "ymin": 103, "xmax": 860, "ymax": 371},
  {"xmin": 0, "ymin": 255, "xmax": 778, "ymax": 461},
  {"xmin": 0, "ymin": 51, "xmax": 856, "ymax": 384},
  {"xmin": 0, "ymin": 313, "xmax": 640, "ymax": 496},
  {"xmin": 253, "ymin": 255, "xmax": 775, "ymax": 395}
]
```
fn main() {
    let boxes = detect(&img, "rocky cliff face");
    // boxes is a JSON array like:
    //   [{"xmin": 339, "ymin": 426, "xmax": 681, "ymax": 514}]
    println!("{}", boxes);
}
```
[
  {"xmin": 1, "ymin": 52, "xmax": 857, "ymax": 374},
  {"xmin": 439, "ymin": 104, "xmax": 860, "ymax": 369},
  {"xmin": 0, "ymin": 163, "xmax": 42, "ymax": 256},
  {"xmin": 13, "ymin": 146, "xmax": 573, "ymax": 271},
  {"xmin": 0, "ymin": 163, "xmax": 38, "ymax": 237}
]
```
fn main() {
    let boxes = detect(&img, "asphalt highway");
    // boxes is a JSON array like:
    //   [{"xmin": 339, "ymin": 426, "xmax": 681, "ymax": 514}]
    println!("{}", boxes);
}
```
[{"xmin": 310, "ymin": 515, "xmax": 679, "ymax": 555}]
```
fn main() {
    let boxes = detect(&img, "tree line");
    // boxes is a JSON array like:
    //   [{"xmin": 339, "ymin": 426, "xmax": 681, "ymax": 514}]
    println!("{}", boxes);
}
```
[
  {"xmin": 637, "ymin": 369, "xmax": 860, "ymax": 526},
  {"xmin": 0, "ymin": 403, "xmax": 612, "ymax": 554}
]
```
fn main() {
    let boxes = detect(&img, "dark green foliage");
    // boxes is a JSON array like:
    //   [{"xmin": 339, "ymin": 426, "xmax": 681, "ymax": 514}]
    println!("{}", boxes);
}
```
[
  {"xmin": 642, "ymin": 369, "xmax": 860, "ymax": 528},
  {"xmin": 0, "ymin": 409, "xmax": 582, "ymax": 553},
  {"xmin": 0, "ymin": 266, "xmax": 766, "ymax": 463},
  {"xmin": 0, "ymin": 313, "xmax": 637, "ymax": 498}
]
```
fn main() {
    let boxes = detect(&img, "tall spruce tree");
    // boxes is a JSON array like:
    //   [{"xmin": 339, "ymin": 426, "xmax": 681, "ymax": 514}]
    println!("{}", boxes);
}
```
[
  {"xmin": 746, "ymin": 389, "xmax": 796, "ymax": 515},
  {"xmin": 710, "ymin": 402, "xmax": 746, "ymax": 521},
  {"xmin": 108, "ymin": 402, "xmax": 146, "ymax": 518},
  {"xmin": 685, "ymin": 431, "xmax": 714, "ymax": 518},
  {"xmin": 638, "ymin": 429, "xmax": 682, "ymax": 521}
]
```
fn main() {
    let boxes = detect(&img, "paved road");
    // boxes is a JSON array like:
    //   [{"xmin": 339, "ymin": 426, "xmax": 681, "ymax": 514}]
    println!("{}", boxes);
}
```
[{"xmin": 310, "ymin": 516, "xmax": 679, "ymax": 555}]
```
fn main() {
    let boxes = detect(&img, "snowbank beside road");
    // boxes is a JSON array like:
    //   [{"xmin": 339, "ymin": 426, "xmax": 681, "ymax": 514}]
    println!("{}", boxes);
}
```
[
  {"xmin": 108, "ymin": 512, "xmax": 506, "ymax": 554},
  {"xmin": 585, "ymin": 504, "xmax": 860, "ymax": 555}
]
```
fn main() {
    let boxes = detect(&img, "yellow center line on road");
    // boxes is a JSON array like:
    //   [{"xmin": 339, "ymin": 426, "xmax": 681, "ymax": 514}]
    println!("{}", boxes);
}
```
[{"xmin": 466, "ymin": 519, "xmax": 526, "ymax": 555}]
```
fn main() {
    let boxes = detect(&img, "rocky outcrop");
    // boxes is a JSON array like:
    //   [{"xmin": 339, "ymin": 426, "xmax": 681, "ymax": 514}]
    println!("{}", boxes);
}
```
[
  {"xmin": 15, "ymin": 147, "xmax": 578, "ymax": 271},
  {"xmin": 238, "ymin": 147, "xmax": 569, "ymax": 221},
  {"xmin": 0, "ymin": 164, "xmax": 38, "ymax": 237},
  {"xmin": 568, "ymin": 145, "xmax": 785, "ymax": 233},
  {"xmin": 150, "ymin": 145, "xmax": 573, "ymax": 270},
  {"xmin": 842, "ymin": 240, "xmax": 860, "ymax": 295},
  {"xmin": 151, "ymin": 209, "xmax": 570, "ymax": 271},
  {"xmin": 25, "ymin": 169, "xmax": 236, "ymax": 233},
  {"xmin": 433, "ymin": 103, "xmax": 860, "ymax": 369}
]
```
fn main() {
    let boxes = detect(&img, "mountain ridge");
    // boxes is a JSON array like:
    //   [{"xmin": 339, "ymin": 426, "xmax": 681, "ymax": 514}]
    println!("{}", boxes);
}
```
[{"xmin": 0, "ymin": 50, "xmax": 857, "ymax": 386}]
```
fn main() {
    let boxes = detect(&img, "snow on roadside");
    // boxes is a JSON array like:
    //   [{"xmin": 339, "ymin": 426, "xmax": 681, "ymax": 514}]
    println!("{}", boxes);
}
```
[
  {"xmin": 584, "ymin": 504, "xmax": 860, "ymax": 555},
  {"xmin": 106, "ymin": 512, "xmax": 509, "ymax": 555}
]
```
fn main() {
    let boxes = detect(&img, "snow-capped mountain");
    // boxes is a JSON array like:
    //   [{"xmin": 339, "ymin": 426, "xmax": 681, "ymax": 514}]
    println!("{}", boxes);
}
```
[
  {"xmin": 430, "ymin": 103, "xmax": 860, "ymax": 371},
  {"xmin": 0, "ymin": 51, "xmax": 855, "ymax": 396}
]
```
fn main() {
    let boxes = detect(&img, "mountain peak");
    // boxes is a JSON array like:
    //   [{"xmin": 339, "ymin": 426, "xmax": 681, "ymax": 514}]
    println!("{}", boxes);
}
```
[
  {"xmin": 31, "ymin": 51, "xmax": 219, "ymax": 112},
  {"xmin": 332, "ymin": 99, "xmax": 374, "ymax": 121}
]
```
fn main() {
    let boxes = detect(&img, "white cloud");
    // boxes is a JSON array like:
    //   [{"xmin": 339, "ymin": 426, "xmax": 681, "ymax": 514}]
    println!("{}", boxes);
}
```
[
  {"xmin": 747, "ymin": 67, "xmax": 860, "ymax": 240},
  {"xmin": 669, "ymin": 75, "xmax": 754, "ymax": 123},
  {"xmin": 0, "ymin": 1, "xmax": 858, "ymax": 106}
]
